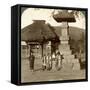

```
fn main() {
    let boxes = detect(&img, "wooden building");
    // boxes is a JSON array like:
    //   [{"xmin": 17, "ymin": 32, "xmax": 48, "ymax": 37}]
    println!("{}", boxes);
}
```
[{"xmin": 21, "ymin": 20, "xmax": 59, "ymax": 59}]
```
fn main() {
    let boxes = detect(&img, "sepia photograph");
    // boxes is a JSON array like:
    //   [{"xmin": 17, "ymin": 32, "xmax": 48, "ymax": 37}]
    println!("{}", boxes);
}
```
[{"xmin": 21, "ymin": 6, "xmax": 87, "ymax": 83}]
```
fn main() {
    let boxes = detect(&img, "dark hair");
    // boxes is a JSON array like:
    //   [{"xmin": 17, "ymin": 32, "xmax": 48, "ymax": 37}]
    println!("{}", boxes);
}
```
[{"xmin": 57, "ymin": 52, "xmax": 60, "ymax": 55}]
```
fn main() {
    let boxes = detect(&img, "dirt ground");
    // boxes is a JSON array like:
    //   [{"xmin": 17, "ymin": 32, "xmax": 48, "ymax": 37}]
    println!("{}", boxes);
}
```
[{"xmin": 21, "ymin": 58, "xmax": 86, "ymax": 83}]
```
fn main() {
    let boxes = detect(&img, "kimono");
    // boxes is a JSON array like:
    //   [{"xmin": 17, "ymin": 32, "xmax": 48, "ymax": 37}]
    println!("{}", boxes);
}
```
[
  {"xmin": 42, "ymin": 55, "xmax": 46, "ymax": 70},
  {"xmin": 56, "ymin": 53, "xmax": 62, "ymax": 70},
  {"xmin": 57, "ymin": 54, "xmax": 62, "ymax": 69},
  {"xmin": 46, "ymin": 55, "xmax": 50, "ymax": 70},
  {"xmin": 29, "ymin": 55, "xmax": 35, "ymax": 70}
]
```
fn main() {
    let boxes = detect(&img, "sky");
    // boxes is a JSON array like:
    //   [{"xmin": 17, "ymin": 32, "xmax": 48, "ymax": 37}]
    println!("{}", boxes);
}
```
[{"xmin": 21, "ymin": 8, "xmax": 85, "ymax": 29}]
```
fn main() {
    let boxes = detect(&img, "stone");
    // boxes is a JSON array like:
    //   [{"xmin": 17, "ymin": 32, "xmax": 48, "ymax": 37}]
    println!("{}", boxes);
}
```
[
  {"xmin": 52, "ymin": 61, "xmax": 57, "ymax": 70},
  {"xmin": 53, "ymin": 12, "xmax": 79, "ymax": 70},
  {"xmin": 60, "ymin": 50, "xmax": 72, "ymax": 55},
  {"xmin": 72, "ymin": 62, "xmax": 80, "ymax": 70}
]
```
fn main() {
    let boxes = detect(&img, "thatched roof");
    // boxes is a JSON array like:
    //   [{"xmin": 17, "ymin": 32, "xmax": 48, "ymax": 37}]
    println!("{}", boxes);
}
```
[
  {"xmin": 53, "ymin": 11, "xmax": 76, "ymax": 22},
  {"xmin": 21, "ymin": 20, "xmax": 59, "ymax": 42},
  {"xmin": 53, "ymin": 26, "xmax": 84, "ymax": 41}
]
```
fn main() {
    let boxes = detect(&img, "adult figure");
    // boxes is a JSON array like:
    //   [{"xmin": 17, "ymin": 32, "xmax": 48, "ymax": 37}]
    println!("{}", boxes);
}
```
[
  {"xmin": 49, "ymin": 53, "xmax": 52, "ymax": 70},
  {"xmin": 46, "ymin": 53, "xmax": 50, "ymax": 70},
  {"xmin": 56, "ymin": 52, "xmax": 62, "ymax": 70},
  {"xmin": 78, "ymin": 49, "xmax": 82, "ymax": 69},
  {"xmin": 29, "ymin": 52, "xmax": 35, "ymax": 72},
  {"xmin": 42, "ymin": 54, "xmax": 46, "ymax": 71},
  {"xmin": 51, "ymin": 52, "xmax": 56, "ymax": 70}
]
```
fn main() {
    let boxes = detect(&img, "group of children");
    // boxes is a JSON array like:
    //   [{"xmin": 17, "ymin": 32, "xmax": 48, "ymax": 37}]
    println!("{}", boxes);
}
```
[
  {"xmin": 29, "ymin": 51, "xmax": 63, "ymax": 72},
  {"xmin": 42, "ymin": 52, "xmax": 63, "ymax": 71}
]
